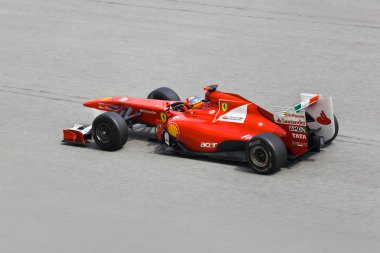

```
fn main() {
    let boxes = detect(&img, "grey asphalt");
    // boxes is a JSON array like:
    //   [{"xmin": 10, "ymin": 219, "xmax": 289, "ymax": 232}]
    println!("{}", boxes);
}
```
[{"xmin": 1, "ymin": 0, "xmax": 380, "ymax": 252}]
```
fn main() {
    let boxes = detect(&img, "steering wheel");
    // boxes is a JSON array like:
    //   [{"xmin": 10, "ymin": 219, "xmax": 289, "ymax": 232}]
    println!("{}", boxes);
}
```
[{"xmin": 168, "ymin": 102, "xmax": 189, "ymax": 112}]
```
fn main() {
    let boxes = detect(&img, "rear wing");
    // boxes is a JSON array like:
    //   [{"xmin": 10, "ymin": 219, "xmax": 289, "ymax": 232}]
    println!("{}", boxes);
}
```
[{"xmin": 273, "ymin": 93, "xmax": 335, "ymax": 156}]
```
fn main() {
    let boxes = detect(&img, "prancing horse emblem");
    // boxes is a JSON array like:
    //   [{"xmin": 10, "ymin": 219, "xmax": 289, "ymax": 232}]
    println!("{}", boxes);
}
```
[
  {"xmin": 160, "ymin": 112, "xmax": 167, "ymax": 123},
  {"xmin": 221, "ymin": 102, "xmax": 228, "ymax": 112}
]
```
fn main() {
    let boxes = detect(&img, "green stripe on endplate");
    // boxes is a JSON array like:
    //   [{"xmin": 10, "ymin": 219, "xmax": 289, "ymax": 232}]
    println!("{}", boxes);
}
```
[{"xmin": 293, "ymin": 103, "xmax": 301, "ymax": 111}]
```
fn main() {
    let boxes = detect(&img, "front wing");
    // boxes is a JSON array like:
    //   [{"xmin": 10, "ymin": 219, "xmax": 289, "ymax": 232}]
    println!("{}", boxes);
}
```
[{"xmin": 62, "ymin": 124, "xmax": 92, "ymax": 145}]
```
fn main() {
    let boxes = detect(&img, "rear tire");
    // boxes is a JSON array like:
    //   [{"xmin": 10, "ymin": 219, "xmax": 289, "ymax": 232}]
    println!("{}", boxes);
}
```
[
  {"xmin": 246, "ymin": 132, "xmax": 287, "ymax": 174},
  {"xmin": 147, "ymin": 87, "xmax": 180, "ymax": 101},
  {"xmin": 325, "ymin": 115, "xmax": 339, "ymax": 144},
  {"xmin": 92, "ymin": 112, "xmax": 128, "ymax": 151}
]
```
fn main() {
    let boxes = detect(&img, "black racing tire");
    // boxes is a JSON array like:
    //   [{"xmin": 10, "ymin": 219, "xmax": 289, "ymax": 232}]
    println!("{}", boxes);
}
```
[
  {"xmin": 325, "ymin": 115, "xmax": 339, "ymax": 144},
  {"xmin": 246, "ymin": 132, "xmax": 287, "ymax": 175},
  {"xmin": 92, "ymin": 112, "xmax": 128, "ymax": 151},
  {"xmin": 147, "ymin": 87, "xmax": 181, "ymax": 101}
]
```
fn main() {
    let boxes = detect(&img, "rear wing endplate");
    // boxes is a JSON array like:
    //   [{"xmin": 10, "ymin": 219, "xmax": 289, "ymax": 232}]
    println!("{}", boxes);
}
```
[{"xmin": 273, "ymin": 93, "xmax": 335, "ymax": 155}]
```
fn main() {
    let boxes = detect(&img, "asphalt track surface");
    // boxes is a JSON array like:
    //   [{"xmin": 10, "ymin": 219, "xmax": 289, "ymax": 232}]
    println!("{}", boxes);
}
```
[{"xmin": 1, "ymin": 0, "xmax": 380, "ymax": 252}]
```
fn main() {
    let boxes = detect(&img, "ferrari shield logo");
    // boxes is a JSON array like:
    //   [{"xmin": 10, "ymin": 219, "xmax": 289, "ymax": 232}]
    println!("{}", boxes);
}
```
[
  {"xmin": 221, "ymin": 102, "xmax": 228, "ymax": 112},
  {"xmin": 160, "ymin": 112, "xmax": 167, "ymax": 123}
]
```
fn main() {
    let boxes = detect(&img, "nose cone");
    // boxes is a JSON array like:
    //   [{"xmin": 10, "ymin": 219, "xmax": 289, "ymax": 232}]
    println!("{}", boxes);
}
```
[{"xmin": 83, "ymin": 99, "xmax": 99, "ymax": 108}]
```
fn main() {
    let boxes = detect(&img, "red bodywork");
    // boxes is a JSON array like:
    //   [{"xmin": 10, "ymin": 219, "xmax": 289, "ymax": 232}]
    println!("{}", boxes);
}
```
[
  {"xmin": 63, "ymin": 129, "xmax": 86, "ymax": 145},
  {"xmin": 81, "ymin": 89, "xmax": 309, "ymax": 156}
]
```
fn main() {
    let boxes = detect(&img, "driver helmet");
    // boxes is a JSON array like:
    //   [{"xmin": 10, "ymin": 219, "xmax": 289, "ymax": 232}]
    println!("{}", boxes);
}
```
[{"xmin": 186, "ymin": 96, "xmax": 203, "ymax": 109}]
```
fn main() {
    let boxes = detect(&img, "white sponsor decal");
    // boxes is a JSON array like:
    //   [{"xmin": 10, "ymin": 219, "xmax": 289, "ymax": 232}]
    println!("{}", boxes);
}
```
[
  {"xmin": 216, "ymin": 104, "xmax": 248, "ymax": 124},
  {"xmin": 200, "ymin": 142, "xmax": 218, "ymax": 148},
  {"xmin": 279, "ymin": 119, "xmax": 306, "ymax": 126},
  {"xmin": 98, "ymin": 104, "xmax": 110, "ymax": 110},
  {"xmin": 289, "ymin": 126, "xmax": 306, "ymax": 133},
  {"xmin": 119, "ymin": 97, "xmax": 128, "ymax": 102},
  {"xmin": 284, "ymin": 113, "xmax": 305, "ymax": 119},
  {"xmin": 274, "ymin": 108, "xmax": 306, "ymax": 126},
  {"xmin": 209, "ymin": 110, "xmax": 216, "ymax": 114},
  {"xmin": 258, "ymin": 122, "xmax": 263, "ymax": 127},
  {"xmin": 241, "ymin": 134, "xmax": 254, "ymax": 140},
  {"xmin": 292, "ymin": 133, "xmax": 307, "ymax": 140},
  {"xmin": 292, "ymin": 141, "xmax": 307, "ymax": 147}
]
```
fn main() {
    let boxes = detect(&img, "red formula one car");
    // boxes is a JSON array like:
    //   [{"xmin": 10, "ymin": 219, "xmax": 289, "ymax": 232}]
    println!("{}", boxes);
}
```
[{"xmin": 63, "ymin": 84, "xmax": 338, "ymax": 174}]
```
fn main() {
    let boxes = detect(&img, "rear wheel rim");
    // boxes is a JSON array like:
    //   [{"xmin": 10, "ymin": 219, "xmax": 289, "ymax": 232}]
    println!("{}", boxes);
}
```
[
  {"xmin": 250, "ymin": 146, "xmax": 269, "ymax": 168},
  {"xmin": 96, "ymin": 123, "xmax": 113, "ymax": 144}
]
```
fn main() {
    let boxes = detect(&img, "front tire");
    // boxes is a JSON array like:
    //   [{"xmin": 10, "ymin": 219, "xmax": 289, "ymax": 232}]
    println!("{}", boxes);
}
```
[
  {"xmin": 246, "ymin": 132, "xmax": 287, "ymax": 174},
  {"xmin": 92, "ymin": 112, "xmax": 128, "ymax": 151}
]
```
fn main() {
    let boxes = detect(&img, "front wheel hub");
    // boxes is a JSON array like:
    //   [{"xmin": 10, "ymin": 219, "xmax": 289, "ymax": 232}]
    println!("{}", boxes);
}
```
[{"xmin": 96, "ymin": 123, "xmax": 113, "ymax": 144}]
